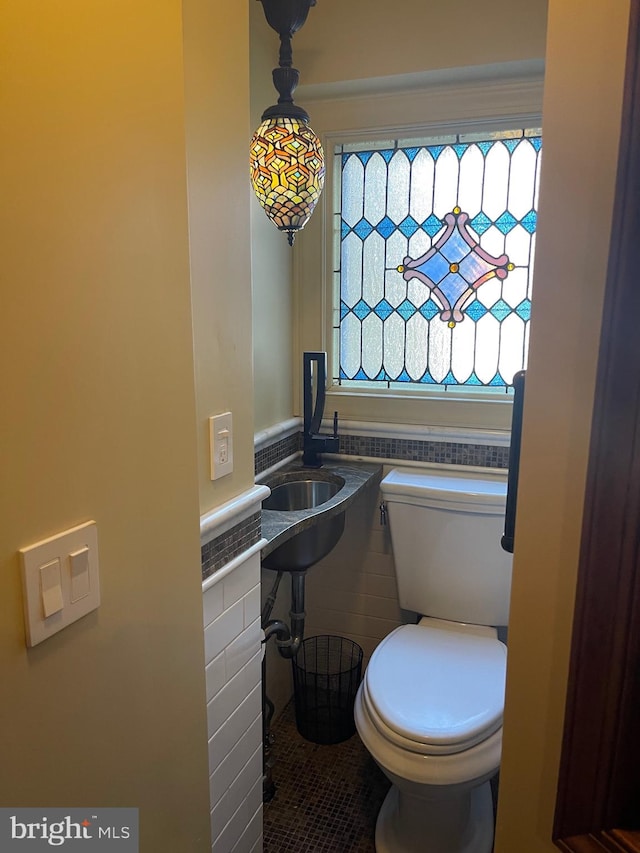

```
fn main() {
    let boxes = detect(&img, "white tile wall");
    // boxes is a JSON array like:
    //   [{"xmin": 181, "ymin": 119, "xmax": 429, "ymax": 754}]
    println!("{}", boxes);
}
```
[
  {"xmin": 203, "ymin": 549, "xmax": 263, "ymax": 853},
  {"xmin": 305, "ymin": 481, "xmax": 404, "ymax": 666}
]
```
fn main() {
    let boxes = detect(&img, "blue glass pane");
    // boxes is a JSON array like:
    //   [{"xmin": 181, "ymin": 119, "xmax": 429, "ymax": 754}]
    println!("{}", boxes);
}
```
[
  {"xmin": 397, "ymin": 300, "xmax": 417, "ymax": 320},
  {"xmin": 414, "ymin": 251, "xmax": 450, "ymax": 285},
  {"xmin": 354, "ymin": 368, "xmax": 370, "ymax": 380},
  {"xmin": 503, "ymin": 138, "xmax": 521, "ymax": 153},
  {"xmin": 419, "ymin": 371, "xmax": 437, "ymax": 384},
  {"xmin": 375, "ymin": 369, "xmax": 390, "ymax": 380},
  {"xmin": 419, "ymin": 300, "xmax": 440, "ymax": 320},
  {"xmin": 374, "ymin": 299, "xmax": 394, "ymax": 320},
  {"xmin": 439, "ymin": 228, "xmax": 471, "ymax": 263},
  {"xmin": 396, "ymin": 368, "xmax": 412, "ymax": 382},
  {"xmin": 469, "ymin": 212, "xmax": 492, "ymax": 236},
  {"xmin": 381, "ymin": 149, "xmax": 394, "ymax": 164},
  {"xmin": 530, "ymin": 137, "xmax": 542, "ymax": 152},
  {"xmin": 495, "ymin": 212, "xmax": 518, "ymax": 234},
  {"xmin": 353, "ymin": 299, "xmax": 371, "ymax": 320},
  {"xmin": 422, "ymin": 214, "xmax": 444, "ymax": 237},
  {"xmin": 466, "ymin": 300, "xmax": 488, "ymax": 321},
  {"xmin": 376, "ymin": 215, "xmax": 396, "ymax": 238},
  {"xmin": 341, "ymin": 220, "xmax": 351, "ymax": 240},
  {"xmin": 356, "ymin": 151, "xmax": 374, "ymax": 166},
  {"xmin": 340, "ymin": 301, "xmax": 349, "ymax": 320},
  {"xmin": 489, "ymin": 373, "xmax": 507, "ymax": 386},
  {"xmin": 520, "ymin": 210, "xmax": 537, "ymax": 233},
  {"xmin": 399, "ymin": 216, "xmax": 419, "ymax": 237},
  {"xmin": 404, "ymin": 147, "xmax": 420, "ymax": 162},
  {"xmin": 427, "ymin": 144, "xmax": 445, "ymax": 161},
  {"xmin": 515, "ymin": 299, "xmax": 532, "ymax": 321},
  {"xmin": 476, "ymin": 141, "xmax": 492, "ymax": 156},
  {"xmin": 465, "ymin": 372, "xmax": 483, "ymax": 385},
  {"xmin": 442, "ymin": 370, "xmax": 458, "ymax": 385},
  {"xmin": 490, "ymin": 299, "xmax": 512, "ymax": 321},
  {"xmin": 354, "ymin": 218, "xmax": 374, "ymax": 240}
]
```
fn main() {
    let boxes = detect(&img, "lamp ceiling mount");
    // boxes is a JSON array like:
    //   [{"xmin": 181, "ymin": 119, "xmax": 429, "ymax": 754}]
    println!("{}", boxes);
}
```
[
  {"xmin": 257, "ymin": 0, "xmax": 317, "ymax": 121},
  {"xmin": 258, "ymin": 0, "xmax": 317, "ymax": 40}
]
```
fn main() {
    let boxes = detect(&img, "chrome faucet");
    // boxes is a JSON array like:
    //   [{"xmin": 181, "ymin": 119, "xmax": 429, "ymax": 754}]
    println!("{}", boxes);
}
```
[{"xmin": 302, "ymin": 351, "xmax": 339, "ymax": 467}]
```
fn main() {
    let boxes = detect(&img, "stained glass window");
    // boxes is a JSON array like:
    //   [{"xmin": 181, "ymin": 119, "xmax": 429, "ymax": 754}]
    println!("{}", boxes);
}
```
[{"xmin": 333, "ymin": 128, "xmax": 542, "ymax": 390}]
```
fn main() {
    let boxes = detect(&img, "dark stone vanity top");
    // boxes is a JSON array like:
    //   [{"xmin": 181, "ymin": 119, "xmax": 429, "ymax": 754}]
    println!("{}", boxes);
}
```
[{"xmin": 258, "ymin": 459, "xmax": 383, "ymax": 558}]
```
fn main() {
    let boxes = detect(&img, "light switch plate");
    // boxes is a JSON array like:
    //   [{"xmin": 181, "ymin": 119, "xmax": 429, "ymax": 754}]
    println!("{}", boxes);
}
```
[
  {"xmin": 209, "ymin": 412, "xmax": 233, "ymax": 480},
  {"xmin": 19, "ymin": 520, "xmax": 100, "ymax": 647}
]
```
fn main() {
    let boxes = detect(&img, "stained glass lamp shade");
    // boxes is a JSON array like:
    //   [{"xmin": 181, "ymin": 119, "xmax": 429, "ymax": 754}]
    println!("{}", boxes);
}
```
[{"xmin": 250, "ymin": 116, "xmax": 325, "ymax": 246}]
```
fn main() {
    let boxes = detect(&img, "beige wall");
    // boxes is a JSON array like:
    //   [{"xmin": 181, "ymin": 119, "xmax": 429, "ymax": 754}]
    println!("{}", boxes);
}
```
[
  {"xmin": 184, "ymin": 0, "xmax": 256, "ymax": 511},
  {"xmin": 0, "ymin": 3, "xmax": 212, "ymax": 849},
  {"xmin": 495, "ymin": 1, "xmax": 630, "ymax": 849},
  {"xmin": 295, "ymin": 0, "xmax": 548, "ymax": 85}
]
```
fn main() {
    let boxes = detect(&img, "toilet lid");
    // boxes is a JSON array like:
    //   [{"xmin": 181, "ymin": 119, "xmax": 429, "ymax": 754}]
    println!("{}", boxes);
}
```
[{"xmin": 365, "ymin": 624, "xmax": 506, "ymax": 754}]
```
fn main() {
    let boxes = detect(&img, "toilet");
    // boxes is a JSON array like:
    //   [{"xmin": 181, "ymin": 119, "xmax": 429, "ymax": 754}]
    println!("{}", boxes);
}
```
[{"xmin": 354, "ymin": 466, "xmax": 513, "ymax": 853}]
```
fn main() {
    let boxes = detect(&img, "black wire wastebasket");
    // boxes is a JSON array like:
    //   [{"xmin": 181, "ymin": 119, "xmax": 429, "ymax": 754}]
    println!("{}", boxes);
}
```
[{"xmin": 292, "ymin": 635, "xmax": 363, "ymax": 744}]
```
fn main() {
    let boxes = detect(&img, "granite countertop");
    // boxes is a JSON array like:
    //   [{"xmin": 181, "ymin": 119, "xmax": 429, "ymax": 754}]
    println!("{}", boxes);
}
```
[{"xmin": 258, "ymin": 459, "xmax": 383, "ymax": 558}]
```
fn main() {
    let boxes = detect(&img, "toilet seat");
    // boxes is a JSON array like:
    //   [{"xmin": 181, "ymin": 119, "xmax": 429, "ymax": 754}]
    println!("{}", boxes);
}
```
[{"xmin": 364, "ymin": 624, "xmax": 507, "ymax": 756}]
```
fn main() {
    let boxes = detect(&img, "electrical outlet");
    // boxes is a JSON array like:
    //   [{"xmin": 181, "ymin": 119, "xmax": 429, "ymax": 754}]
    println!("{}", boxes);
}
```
[{"xmin": 209, "ymin": 412, "xmax": 233, "ymax": 480}]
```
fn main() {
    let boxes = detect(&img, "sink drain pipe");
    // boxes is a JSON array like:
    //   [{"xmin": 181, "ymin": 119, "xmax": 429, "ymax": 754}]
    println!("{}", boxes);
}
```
[
  {"xmin": 261, "ymin": 571, "xmax": 307, "ymax": 801},
  {"xmin": 263, "ymin": 573, "xmax": 305, "ymax": 658}
]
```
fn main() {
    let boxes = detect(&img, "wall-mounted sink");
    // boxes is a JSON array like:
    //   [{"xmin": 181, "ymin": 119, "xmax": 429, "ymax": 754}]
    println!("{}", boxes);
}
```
[
  {"xmin": 263, "ymin": 473, "xmax": 344, "ymax": 513},
  {"xmin": 259, "ymin": 461, "xmax": 382, "ymax": 573},
  {"xmin": 261, "ymin": 471, "xmax": 346, "ymax": 572}
]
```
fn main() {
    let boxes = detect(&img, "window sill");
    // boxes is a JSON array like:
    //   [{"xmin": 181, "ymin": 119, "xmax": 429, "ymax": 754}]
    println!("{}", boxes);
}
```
[{"xmin": 324, "ymin": 387, "xmax": 514, "ymax": 434}]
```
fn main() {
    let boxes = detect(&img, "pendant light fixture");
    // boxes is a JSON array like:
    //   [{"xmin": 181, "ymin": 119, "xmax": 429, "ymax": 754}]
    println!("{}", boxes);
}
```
[{"xmin": 250, "ymin": 0, "xmax": 325, "ymax": 246}]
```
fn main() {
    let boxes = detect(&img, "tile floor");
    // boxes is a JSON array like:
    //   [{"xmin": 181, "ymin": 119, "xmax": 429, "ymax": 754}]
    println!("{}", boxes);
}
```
[
  {"xmin": 263, "ymin": 700, "xmax": 390, "ymax": 852},
  {"xmin": 263, "ymin": 700, "xmax": 500, "ymax": 852}
]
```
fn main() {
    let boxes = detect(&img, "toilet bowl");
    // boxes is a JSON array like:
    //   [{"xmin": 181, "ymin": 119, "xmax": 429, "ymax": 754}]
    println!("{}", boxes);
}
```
[
  {"xmin": 355, "ymin": 618, "xmax": 506, "ymax": 852},
  {"xmin": 357, "ymin": 467, "xmax": 512, "ymax": 852}
]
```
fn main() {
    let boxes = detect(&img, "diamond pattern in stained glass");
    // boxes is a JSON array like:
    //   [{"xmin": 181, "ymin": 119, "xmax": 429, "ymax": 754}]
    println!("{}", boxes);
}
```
[
  {"xmin": 490, "ymin": 299, "xmax": 512, "ymax": 321},
  {"xmin": 423, "ymin": 214, "xmax": 444, "ymax": 236},
  {"xmin": 335, "ymin": 128, "xmax": 542, "ymax": 389},
  {"xmin": 520, "ymin": 211, "xmax": 537, "ymax": 233},
  {"xmin": 399, "ymin": 216, "xmax": 420, "ymax": 237},
  {"xmin": 354, "ymin": 219, "xmax": 374, "ymax": 240},
  {"xmin": 470, "ymin": 212, "xmax": 492, "ymax": 235},
  {"xmin": 494, "ymin": 212, "xmax": 518, "ymax": 234},
  {"xmin": 401, "ymin": 210, "xmax": 512, "ymax": 325},
  {"xmin": 374, "ymin": 299, "xmax": 394, "ymax": 320},
  {"xmin": 398, "ymin": 300, "xmax": 417, "ymax": 321},
  {"xmin": 353, "ymin": 299, "xmax": 371, "ymax": 320},
  {"xmin": 420, "ymin": 300, "xmax": 440, "ymax": 320},
  {"xmin": 466, "ymin": 300, "xmax": 488, "ymax": 321},
  {"xmin": 376, "ymin": 216, "xmax": 396, "ymax": 238}
]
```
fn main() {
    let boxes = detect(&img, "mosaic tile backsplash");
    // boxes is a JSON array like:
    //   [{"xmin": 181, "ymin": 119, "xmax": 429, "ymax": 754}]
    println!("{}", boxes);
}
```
[
  {"xmin": 201, "ymin": 512, "xmax": 262, "ymax": 582},
  {"xmin": 338, "ymin": 434, "xmax": 509, "ymax": 468},
  {"xmin": 256, "ymin": 430, "xmax": 508, "ymax": 474},
  {"xmin": 255, "ymin": 432, "xmax": 301, "ymax": 476}
]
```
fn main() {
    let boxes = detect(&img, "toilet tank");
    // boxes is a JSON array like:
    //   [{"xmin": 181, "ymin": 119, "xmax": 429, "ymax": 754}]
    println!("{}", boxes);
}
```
[{"xmin": 381, "ymin": 467, "xmax": 513, "ymax": 627}]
